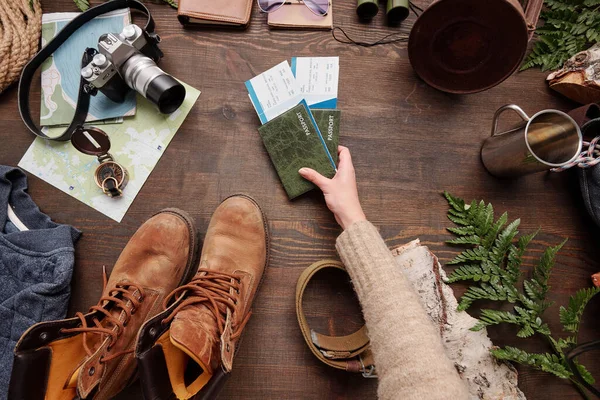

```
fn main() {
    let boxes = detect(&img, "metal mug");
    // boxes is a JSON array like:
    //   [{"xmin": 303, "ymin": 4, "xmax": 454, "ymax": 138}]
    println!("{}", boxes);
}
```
[
  {"xmin": 408, "ymin": 0, "xmax": 544, "ymax": 94},
  {"xmin": 481, "ymin": 105, "xmax": 583, "ymax": 177}
]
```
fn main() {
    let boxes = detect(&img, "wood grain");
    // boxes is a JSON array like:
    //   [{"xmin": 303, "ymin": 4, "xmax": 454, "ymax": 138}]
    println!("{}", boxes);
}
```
[{"xmin": 1, "ymin": 0, "xmax": 599, "ymax": 398}]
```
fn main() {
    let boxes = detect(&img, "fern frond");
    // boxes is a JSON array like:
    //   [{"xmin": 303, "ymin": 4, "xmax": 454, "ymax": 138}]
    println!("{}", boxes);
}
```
[
  {"xmin": 546, "ymin": 0, "xmax": 579, "ymax": 11},
  {"xmin": 445, "ymin": 264, "xmax": 485, "ymax": 283},
  {"xmin": 472, "ymin": 201, "xmax": 494, "ymax": 237},
  {"xmin": 444, "ymin": 193, "xmax": 595, "ymax": 392},
  {"xmin": 560, "ymin": 287, "xmax": 600, "ymax": 333},
  {"xmin": 491, "ymin": 347, "xmax": 572, "ymax": 379},
  {"xmin": 447, "ymin": 235, "xmax": 481, "ymax": 245},
  {"xmin": 448, "ymin": 246, "xmax": 488, "ymax": 265},
  {"xmin": 575, "ymin": 361, "xmax": 596, "ymax": 385},
  {"xmin": 444, "ymin": 191, "xmax": 466, "ymax": 213},
  {"xmin": 488, "ymin": 219, "xmax": 520, "ymax": 266},
  {"xmin": 162, "ymin": 0, "xmax": 178, "ymax": 8},
  {"xmin": 522, "ymin": 0, "xmax": 600, "ymax": 70},
  {"xmin": 532, "ymin": 239, "xmax": 566, "ymax": 298},
  {"xmin": 73, "ymin": 0, "xmax": 90, "ymax": 11},
  {"xmin": 447, "ymin": 226, "xmax": 476, "ymax": 236},
  {"xmin": 482, "ymin": 212, "xmax": 508, "ymax": 248},
  {"xmin": 505, "ymin": 231, "xmax": 536, "ymax": 284},
  {"xmin": 471, "ymin": 309, "xmax": 522, "ymax": 331},
  {"xmin": 457, "ymin": 283, "xmax": 508, "ymax": 311},
  {"xmin": 552, "ymin": 336, "xmax": 577, "ymax": 353}
]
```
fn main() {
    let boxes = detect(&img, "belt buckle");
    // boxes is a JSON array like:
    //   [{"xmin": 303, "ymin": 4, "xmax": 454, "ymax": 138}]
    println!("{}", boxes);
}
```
[{"xmin": 359, "ymin": 355, "xmax": 377, "ymax": 378}]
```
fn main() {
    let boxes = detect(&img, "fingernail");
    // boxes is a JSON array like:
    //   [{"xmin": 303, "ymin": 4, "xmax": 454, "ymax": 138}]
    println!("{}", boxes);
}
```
[{"xmin": 299, "ymin": 168, "xmax": 307, "ymax": 174}]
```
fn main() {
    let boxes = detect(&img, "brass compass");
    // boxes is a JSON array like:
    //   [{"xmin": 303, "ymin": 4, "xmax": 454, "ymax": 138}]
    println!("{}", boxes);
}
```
[{"xmin": 71, "ymin": 127, "xmax": 129, "ymax": 197}]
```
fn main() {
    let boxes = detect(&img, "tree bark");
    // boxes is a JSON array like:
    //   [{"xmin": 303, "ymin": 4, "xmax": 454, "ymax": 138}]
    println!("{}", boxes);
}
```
[{"xmin": 392, "ymin": 240, "xmax": 526, "ymax": 400}]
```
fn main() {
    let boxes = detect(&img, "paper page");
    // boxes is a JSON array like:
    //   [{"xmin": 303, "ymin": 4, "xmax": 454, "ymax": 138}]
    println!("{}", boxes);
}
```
[
  {"xmin": 245, "ymin": 61, "xmax": 304, "ymax": 124},
  {"xmin": 291, "ymin": 57, "xmax": 339, "ymax": 109},
  {"xmin": 19, "ymin": 82, "xmax": 201, "ymax": 223}
]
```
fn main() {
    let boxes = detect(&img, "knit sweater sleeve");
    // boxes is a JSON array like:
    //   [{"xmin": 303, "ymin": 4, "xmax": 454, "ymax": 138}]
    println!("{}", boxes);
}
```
[{"xmin": 336, "ymin": 221, "xmax": 468, "ymax": 400}]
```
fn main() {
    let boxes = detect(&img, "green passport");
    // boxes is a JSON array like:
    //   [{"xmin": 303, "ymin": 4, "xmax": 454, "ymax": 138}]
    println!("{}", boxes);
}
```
[
  {"xmin": 258, "ymin": 104, "xmax": 341, "ymax": 199},
  {"xmin": 312, "ymin": 109, "xmax": 341, "ymax": 165}
]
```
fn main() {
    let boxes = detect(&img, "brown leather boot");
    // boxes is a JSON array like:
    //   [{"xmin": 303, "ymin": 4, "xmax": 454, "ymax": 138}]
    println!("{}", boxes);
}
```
[
  {"xmin": 8, "ymin": 209, "xmax": 200, "ymax": 400},
  {"xmin": 135, "ymin": 194, "xmax": 269, "ymax": 400}
]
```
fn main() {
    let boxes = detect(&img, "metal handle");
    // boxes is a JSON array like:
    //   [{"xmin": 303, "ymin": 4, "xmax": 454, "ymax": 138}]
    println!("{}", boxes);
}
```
[
  {"xmin": 491, "ymin": 104, "xmax": 531, "ymax": 137},
  {"xmin": 524, "ymin": 0, "xmax": 544, "ymax": 40}
]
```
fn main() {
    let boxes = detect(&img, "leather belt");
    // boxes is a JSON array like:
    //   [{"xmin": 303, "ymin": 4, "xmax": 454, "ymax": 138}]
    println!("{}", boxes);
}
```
[
  {"xmin": 18, "ymin": 0, "xmax": 155, "ymax": 141},
  {"xmin": 295, "ymin": 260, "xmax": 376, "ymax": 378}
]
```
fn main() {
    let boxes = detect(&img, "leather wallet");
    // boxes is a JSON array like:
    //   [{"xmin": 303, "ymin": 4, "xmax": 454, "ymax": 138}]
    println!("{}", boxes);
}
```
[
  {"xmin": 177, "ymin": 0, "xmax": 253, "ymax": 28},
  {"xmin": 267, "ymin": 1, "xmax": 333, "ymax": 30}
]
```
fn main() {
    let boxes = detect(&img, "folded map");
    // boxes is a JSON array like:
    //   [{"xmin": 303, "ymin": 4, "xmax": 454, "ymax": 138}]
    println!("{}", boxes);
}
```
[{"xmin": 40, "ymin": 10, "xmax": 136, "ymax": 127}]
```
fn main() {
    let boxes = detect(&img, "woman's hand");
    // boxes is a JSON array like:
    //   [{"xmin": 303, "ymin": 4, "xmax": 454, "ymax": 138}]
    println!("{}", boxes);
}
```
[{"xmin": 299, "ymin": 146, "xmax": 366, "ymax": 230}]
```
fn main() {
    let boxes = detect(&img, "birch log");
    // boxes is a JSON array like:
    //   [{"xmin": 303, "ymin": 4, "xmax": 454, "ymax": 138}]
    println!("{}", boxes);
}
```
[
  {"xmin": 391, "ymin": 240, "xmax": 526, "ymax": 400},
  {"xmin": 546, "ymin": 43, "xmax": 600, "ymax": 104}
]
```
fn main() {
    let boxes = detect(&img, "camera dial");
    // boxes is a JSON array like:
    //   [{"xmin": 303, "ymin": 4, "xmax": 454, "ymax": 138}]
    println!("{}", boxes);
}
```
[{"xmin": 92, "ymin": 54, "xmax": 108, "ymax": 68}]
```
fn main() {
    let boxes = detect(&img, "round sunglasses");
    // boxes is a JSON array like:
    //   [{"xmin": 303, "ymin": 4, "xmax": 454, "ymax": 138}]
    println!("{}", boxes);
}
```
[{"xmin": 257, "ymin": 0, "xmax": 329, "ymax": 17}]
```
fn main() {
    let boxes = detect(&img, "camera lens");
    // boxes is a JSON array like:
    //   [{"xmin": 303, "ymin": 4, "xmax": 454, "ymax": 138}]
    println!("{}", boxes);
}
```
[
  {"xmin": 119, "ymin": 53, "xmax": 185, "ymax": 114},
  {"xmin": 146, "ymin": 75, "xmax": 186, "ymax": 114}
]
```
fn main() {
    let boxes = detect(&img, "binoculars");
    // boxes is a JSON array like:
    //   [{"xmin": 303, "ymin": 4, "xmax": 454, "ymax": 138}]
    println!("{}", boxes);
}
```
[{"xmin": 357, "ymin": 0, "xmax": 409, "ymax": 23}]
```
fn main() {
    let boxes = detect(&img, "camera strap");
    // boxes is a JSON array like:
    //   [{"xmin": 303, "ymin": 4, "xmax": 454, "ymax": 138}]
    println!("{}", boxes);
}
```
[{"xmin": 18, "ymin": 0, "xmax": 156, "ymax": 141}]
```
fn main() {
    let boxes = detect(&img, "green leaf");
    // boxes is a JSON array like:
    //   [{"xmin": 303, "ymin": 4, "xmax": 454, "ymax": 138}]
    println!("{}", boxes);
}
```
[
  {"xmin": 575, "ymin": 361, "xmax": 596, "ymax": 385},
  {"xmin": 162, "ymin": 0, "xmax": 178, "ymax": 8},
  {"xmin": 560, "ymin": 287, "xmax": 600, "ymax": 333},
  {"xmin": 488, "ymin": 219, "xmax": 520, "ymax": 266},
  {"xmin": 471, "ymin": 309, "xmax": 521, "ymax": 331},
  {"xmin": 482, "ymin": 212, "xmax": 508, "ymax": 248},
  {"xmin": 443, "ymin": 192, "xmax": 595, "ymax": 392},
  {"xmin": 444, "ymin": 191, "xmax": 466, "ymax": 213},
  {"xmin": 447, "ymin": 235, "xmax": 481, "ymax": 245},
  {"xmin": 491, "ymin": 347, "xmax": 572, "ymax": 379},
  {"xmin": 553, "ymin": 336, "xmax": 577, "ymax": 352},
  {"xmin": 448, "ymin": 246, "xmax": 488, "ymax": 265},
  {"xmin": 73, "ymin": 0, "xmax": 90, "ymax": 11},
  {"xmin": 447, "ymin": 226, "xmax": 476, "ymax": 236},
  {"xmin": 522, "ymin": 0, "xmax": 600, "ymax": 70},
  {"xmin": 520, "ymin": 239, "xmax": 566, "ymax": 309},
  {"xmin": 445, "ymin": 264, "xmax": 486, "ymax": 283}
]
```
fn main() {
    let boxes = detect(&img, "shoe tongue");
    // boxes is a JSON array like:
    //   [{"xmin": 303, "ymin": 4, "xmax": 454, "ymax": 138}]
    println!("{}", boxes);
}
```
[{"xmin": 170, "ymin": 304, "xmax": 220, "ymax": 375}]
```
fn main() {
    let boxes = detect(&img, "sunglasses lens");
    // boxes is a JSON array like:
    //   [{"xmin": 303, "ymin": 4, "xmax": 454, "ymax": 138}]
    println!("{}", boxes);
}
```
[
  {"xmin": 257, "ymin": 0, "xmax": 286, "ymax": 12},
  {"xmin": 304, "ymin": 0, "xmax": 329, "ymax": 16}
]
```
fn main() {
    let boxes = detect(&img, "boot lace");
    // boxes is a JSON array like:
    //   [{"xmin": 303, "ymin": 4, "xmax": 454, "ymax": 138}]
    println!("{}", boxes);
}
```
[
  {"xmin": 161, "ymin": 268, "xmax": 250, "ymax": 341},
  {"xmin": 61, "ymin": 267, "xmax": 145, "ymax": 363}
]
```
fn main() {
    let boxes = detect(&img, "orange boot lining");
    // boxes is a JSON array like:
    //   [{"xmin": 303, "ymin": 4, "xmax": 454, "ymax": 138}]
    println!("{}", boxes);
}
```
[
  {"xmin": 157, "ymin": 330, "xmax": 212, "ymax": 400},
  {"xmin": 45, "ymin": 335, "xmax": 88, "ymax": 400}
]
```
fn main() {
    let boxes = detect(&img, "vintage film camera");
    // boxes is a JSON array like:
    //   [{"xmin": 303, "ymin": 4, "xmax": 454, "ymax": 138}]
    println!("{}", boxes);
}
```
[{"xmin": 80, "ymin": 24, "xmax": 186, "ymax": 114}]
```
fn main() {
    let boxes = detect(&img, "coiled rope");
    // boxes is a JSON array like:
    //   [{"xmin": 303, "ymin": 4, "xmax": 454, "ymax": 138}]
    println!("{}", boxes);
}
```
[
  {"xmin": 0, "ymin": 0, "xmax": 41, "ymax": 94},
  {"xmin": 552, "ymin": 137, "xmax": 600, "ymax": 172}
]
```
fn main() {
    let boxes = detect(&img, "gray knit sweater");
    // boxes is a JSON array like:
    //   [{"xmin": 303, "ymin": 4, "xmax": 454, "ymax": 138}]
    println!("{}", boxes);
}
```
[
  {"xmin": 0, "ymin": 166, "xmax": 80, "ymax": 399},
  {"xmin": 336, "ymin": 221, "xmax": 468, "ymax": 400}
]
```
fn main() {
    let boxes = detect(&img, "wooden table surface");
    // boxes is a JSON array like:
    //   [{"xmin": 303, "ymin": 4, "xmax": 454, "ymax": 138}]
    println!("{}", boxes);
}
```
[{"xmin": 2, "ymin": 0, "xmax": 600, "ymax": 398}]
